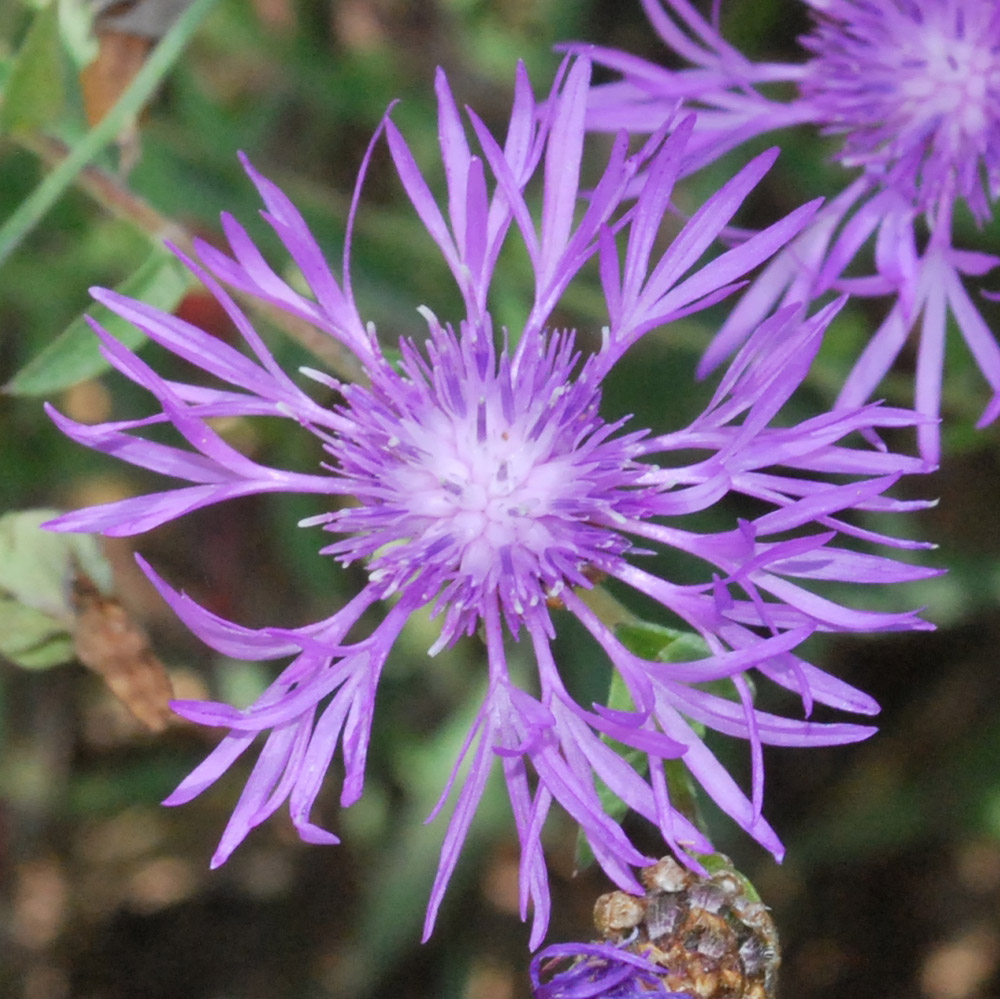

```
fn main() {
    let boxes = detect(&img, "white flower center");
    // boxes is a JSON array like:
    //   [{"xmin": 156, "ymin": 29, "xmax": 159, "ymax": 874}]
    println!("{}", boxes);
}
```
[
  {"xmin": 389, "ymin": 401, "xmax": 572, "ymax": 580},
  {"xmin": 897, "ymin": 25, "xmax": 1000, "ymax": 149}
]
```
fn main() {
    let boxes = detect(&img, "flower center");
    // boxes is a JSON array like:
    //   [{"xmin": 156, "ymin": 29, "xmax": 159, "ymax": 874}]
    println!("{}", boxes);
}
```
[
  {"xmin": 800, "ymin": 0, "xmax": 1000, "ymax": 217},
  {"xmin": 322, "ymin": 317, "xmax": 647, "ymax": 645},
  {"xmin": 396, "ymin": 405, "xmax": 570, "ymax": 580},
  {"xmin": 899, "ymin": 30, "xmax": 992, "ymax": 135}
]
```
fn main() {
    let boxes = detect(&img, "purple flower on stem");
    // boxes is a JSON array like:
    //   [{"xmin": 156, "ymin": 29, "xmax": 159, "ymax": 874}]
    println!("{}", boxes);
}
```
[
  {"xmin": 46, "ymin": 58, "xmax": 934, "ymax": 946},
  {"xmin": 580, "ymin": 0, "xmax": 1000, "ymax": 462}
]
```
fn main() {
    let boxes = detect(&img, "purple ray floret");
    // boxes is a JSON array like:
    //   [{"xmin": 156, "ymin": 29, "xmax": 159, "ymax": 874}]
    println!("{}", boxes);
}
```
[
  {"xmin": 579, "ymin": 0, "xmax": 1000, "ymax": 462},
  {"xmin": 530, "ymin": 941, "xmax": 687, "ymax": 997},
  {"xmin": 46, "ymin": 58, "xmax": 935, "ymax": 947}
]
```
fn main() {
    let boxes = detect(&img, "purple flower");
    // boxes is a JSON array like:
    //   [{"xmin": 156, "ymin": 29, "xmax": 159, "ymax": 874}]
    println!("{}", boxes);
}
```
[
  {"xmin": 45, "ymin": 58, "xmax": 934, "ymax": 946},
  {"xmin": 531, "ymin": 942, "xmax": 687, "ymax": 998},
  {"xmin": 580, "ymin": 0, "xmax": 1000, "ymax": 462}
]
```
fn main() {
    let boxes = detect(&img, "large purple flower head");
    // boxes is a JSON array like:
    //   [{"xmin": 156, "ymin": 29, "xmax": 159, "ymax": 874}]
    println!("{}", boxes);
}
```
[
  {"xmin": 581, "ymin": 0, "xmax": 1000, "ymax": 462},
  {"xmin": 46, "ymin": 58, "xmax": 935, "ymax": 947}
]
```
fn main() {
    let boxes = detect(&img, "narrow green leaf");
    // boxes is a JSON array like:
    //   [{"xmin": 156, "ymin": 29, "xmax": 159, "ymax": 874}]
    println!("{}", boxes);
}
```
[
  {"xmin": 5, "ymin": 249, "xmax": 191, "ymax": 395},
  {"xmin": 0, "ymin": 1, "xmax": 65, "ymax": 136}
]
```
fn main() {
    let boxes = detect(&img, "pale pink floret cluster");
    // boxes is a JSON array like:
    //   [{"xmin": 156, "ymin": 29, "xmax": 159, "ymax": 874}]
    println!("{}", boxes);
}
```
[
  {"xmin": 47, "ymin": 59, "xmax": 935, "ymax": 947},
  {"xmin": 582, "ymin": 0, "xmax": 1000, "ymax": 462}
]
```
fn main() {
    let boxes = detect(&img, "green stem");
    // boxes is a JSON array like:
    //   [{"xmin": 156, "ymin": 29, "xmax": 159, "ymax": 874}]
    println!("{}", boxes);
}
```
[{"xmin": 0, "ymin": 0, "xmax": 219, "ymax": 269}]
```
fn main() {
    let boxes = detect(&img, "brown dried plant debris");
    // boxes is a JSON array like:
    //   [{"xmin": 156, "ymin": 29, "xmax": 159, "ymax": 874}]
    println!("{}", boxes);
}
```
[{"xmin": 71, "ymin": 571, "xmax": 177, "ymax": 733}]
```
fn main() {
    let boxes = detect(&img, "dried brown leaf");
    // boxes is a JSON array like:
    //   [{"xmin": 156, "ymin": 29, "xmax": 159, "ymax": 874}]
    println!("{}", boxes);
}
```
[{"xmin": 71, "ymin": 573, "xmax": 176, "ymax": 733}]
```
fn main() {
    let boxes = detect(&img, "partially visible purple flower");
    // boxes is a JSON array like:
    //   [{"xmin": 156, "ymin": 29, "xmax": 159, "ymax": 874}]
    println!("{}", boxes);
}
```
[
  {"xmin": 46, "ymin": 58, "xmax": 935, "ymax": 946},
  {"xmin": 531, "ymin": 942, "xmax": 686, "ymax": 998},
  {"xmin": 580, "ymin": 0, "xmax": 1000, "ymax": 462}
]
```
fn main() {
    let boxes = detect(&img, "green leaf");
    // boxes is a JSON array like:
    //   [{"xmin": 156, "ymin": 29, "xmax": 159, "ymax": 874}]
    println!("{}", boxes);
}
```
[
  {"xmin": 0, "ymin": 1, "xmax": 65, "ymax": 136},
  {"xmin": 616, "ymin": 620, "xmax": 711, "ymax": 663},
  {"xmin": 5, "ymin": 249, "xmax": 191, "ymax": 395},
  {"xmin": 0, "ymin": 600, "xmax": 75, "ymax": 670},
  {"xmin": 0, "ymin": 507, "xmax": 113, "ymax": 670}
]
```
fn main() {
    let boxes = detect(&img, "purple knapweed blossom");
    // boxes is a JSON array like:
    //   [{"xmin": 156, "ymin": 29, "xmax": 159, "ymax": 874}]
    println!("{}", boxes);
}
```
[
  {"xmin": 531, "ymin": 942, "xmax": 685, "ymax": 998},
  {"xmin": 580, "ymin": 0, "xmax": 1000, "ymax": 463},
  {"xmin": 46, "ymin": 57, "xmax": 935, "ymax": 947}
]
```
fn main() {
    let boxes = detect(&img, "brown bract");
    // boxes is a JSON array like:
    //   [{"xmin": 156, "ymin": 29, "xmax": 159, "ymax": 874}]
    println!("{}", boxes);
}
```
[{"xmin": 593, "ymin": 856, "xmax": 780, "ymax": 999}]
